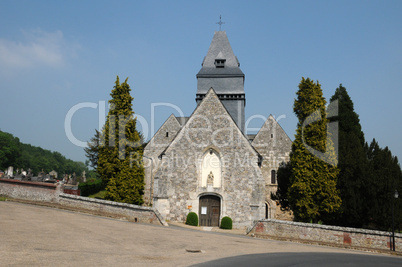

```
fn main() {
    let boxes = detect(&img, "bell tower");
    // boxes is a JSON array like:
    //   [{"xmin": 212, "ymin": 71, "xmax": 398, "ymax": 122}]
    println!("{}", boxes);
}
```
[{"xmin": 196, "ymin": 31, "xmax": 246, "ymax": 133}]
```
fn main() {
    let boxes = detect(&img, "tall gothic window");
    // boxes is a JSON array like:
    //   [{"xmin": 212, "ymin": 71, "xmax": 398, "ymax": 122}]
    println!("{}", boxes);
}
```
[{"xmin": 271, "ymin": 170, "xmax": 276, "ymax": 184}]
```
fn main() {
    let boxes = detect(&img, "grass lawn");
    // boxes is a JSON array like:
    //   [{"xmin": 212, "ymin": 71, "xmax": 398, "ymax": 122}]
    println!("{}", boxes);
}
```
[{"xmin": 88, "ymin": 190, "xmax": 107, "ymax": 199}]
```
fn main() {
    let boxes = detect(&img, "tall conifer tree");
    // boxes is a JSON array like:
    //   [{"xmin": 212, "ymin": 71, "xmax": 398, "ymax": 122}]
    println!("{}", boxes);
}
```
[
  {"xmin": 289, "ymin": 77, "xmax": 341, "ymax": 222},
  {"xmin": 328, "ymin": 84, "xmax": 367, "ymax": 227},
  {"xmin": 84, "ymin": 129, "xmax": 100, "ymax": 170},
  {"xmin": 98, "ymin": 76, "xmax": 144, "ymax": 205},
  {"xmin": 365, "ymin": 139, "xmax": 402, "ymax": 230}
]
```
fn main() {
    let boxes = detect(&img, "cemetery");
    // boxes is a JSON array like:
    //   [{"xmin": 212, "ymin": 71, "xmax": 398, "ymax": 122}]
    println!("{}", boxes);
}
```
[{"xmin": 0, "ymin": 166, "xmax": 166, "ymax": 226}]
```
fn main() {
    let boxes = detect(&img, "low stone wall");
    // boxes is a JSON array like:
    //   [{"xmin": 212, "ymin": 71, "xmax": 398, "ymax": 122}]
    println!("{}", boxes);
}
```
[
  {"xmin": 63, "ymin": 186, "xmax": 80, "ymax": 196},
  {"xmin": 249, "ymin": 219, "xmax": 401, "ymax": 252},
  {"xmin": 59, "ymin": 193, "xmax": 167, "ymax": 226},
  {"xmin": 0, "ymin": 178, "xmax": 167, "ymax": 226},
  {"xmin": 0, "ymin": 178, "xmax": 61, "ymax": 202}
]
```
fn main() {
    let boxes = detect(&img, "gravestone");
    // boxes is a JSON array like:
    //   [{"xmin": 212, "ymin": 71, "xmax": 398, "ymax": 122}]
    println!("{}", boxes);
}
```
[
  {"xmin": 49, "ymin": 170, "xmax": 58, "ymax": 179},
  {"xmin": 82, "ymin": 170, "xmax": 86, "ymax": 183},
  {"xmin": 6, "ymin": 166, "xmax": 13, "ymax": 178},
  {"xmin": 71, "ymin": 172, "xmax": 78, "ymax": 185},
  {"xmin": 38, "ymin": 169, "xmax": 45, "ymax": 178},
  {"xmin": 43, "ymin": 174, "xmax": 56, "ymax": 183},
  {"xmin": 27, "ymin": 168, "xmax": 32, "ymax": 180},
  {"xmin": 63, "ymin": 174, "xmax": 69, "ymax": 184}
]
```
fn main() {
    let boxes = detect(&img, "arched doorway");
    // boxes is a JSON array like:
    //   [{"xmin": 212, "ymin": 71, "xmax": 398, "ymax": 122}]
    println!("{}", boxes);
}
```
[{"xmin": 199, "ymin": 195, "xmax": 221, "ymax": 226}]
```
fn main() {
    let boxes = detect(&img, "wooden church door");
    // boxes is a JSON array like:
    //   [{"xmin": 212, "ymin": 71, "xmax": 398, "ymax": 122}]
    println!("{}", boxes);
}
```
[{"xmin": 199, "ymin": 195, "xmax": 220, "ymax": 226}]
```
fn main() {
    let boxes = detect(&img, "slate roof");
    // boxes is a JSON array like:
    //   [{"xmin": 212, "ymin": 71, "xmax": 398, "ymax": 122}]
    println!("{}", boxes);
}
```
[
  {"xmin": 196, "ymin": 31, "xmax": 245, "ymax": 94},
  {"xmin": 197, "ymin": 67, "xmax": 244, "ymax": 77}
]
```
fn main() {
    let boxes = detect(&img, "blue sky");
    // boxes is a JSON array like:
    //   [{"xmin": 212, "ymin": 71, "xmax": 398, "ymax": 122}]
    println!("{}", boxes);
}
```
[{"xmin": 0, "ymin": 0, "xmax": 401, "ymax": 164}]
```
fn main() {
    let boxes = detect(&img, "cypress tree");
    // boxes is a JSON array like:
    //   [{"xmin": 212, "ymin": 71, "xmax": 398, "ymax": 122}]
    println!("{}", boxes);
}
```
[
  {"xmin": 365, "ymin": 139, "xmax": 402, "ymax": 230},
  {"xmin": 288, "ymin": 77, "xmax": 341, "ymax": 223},
  {"xmin": 98, "ymin": 76, "xmax": 144, "ymax": 205},
  {"xmin": 328, "ymin": 84, "xmax": 367, "ymax": 227}
]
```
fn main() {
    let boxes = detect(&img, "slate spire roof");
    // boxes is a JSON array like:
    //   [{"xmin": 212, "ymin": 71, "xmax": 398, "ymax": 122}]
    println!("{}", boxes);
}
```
[{"xmin": 196, "ymin": 31, "xmax": 245, "ymax": 95}]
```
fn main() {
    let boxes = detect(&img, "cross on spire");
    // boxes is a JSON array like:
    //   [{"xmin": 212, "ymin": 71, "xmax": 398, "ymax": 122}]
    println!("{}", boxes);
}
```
[{"xmin": 216, "ymin": 15, "xmax": 225, "ymax": 31}]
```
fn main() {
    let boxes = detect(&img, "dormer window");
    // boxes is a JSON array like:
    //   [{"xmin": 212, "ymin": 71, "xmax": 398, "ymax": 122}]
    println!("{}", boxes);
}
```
[{"xmin": 215, "ymin": 59, "xmax": 226, "ymax": 68}]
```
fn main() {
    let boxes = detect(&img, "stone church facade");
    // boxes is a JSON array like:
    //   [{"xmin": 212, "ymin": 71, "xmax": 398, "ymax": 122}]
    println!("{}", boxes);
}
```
[{"xmin": 144, "ymin": 31, "xmax": 292, "ymax": 228}]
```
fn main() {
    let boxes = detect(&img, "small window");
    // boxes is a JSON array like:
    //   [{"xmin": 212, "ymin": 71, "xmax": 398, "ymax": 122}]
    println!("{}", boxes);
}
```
[
  {"xmin": 166, "ymin": 132, "xmax": 169, "ymax": 137},
  {"xmin": 271, "ymin": 170, "xmax": 276, "ymax": 184},
  {"xmin": 215, "ymin": 59, "xmax": 226, "ymax": 68},
  {"xmin": 271, "ymin": 134, "xmax": 273, "ymax": 138}
]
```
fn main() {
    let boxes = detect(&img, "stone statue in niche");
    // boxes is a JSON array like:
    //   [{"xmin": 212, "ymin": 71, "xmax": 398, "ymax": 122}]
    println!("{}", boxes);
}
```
[{"xmin": 207, "ymin": 171, "xmax": 214, "ymax": 186}]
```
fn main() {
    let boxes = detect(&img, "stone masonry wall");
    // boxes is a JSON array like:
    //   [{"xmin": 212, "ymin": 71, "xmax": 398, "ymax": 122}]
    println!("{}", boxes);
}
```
[
  {"xmin": 59, "ymin": 193, "xmax": 167, "ymax": 226},
  {"xmin": 143, "ymin": 114, "xmax": 182, "ymax": 205},
  {"xmin": 0, "ymin": 178, "xmax": 60, "ymax": 202},
  {"xmin": 153, "ymin": 89, "xmax": 265, "ymax": 228},
  {"xmin": 0, "ymin": 178, "xmax": 167, "ymax": 226},
  {"xmin": 249, "ymin": 219, "xmax": 402, "ymax": 252},
  {"xmin": 252, "ymin": 115, "xmax": 292, "ymax": 219}
]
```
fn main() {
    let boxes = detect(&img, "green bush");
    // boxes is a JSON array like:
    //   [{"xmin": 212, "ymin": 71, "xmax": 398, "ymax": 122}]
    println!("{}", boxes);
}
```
[
  {"xmin": 220, "ymin": 216, "xmax": 232, "ymax": 229},
  {"xmin": 185, "ymin": 212, "xmax": 198, "ymax": 226},
  {"xmin": 78, "ymin": 179, "xmax": 104, "ymax": 197}
]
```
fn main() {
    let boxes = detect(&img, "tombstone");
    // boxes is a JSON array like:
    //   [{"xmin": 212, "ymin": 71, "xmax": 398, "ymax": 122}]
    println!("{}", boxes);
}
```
[
  {"xmin": 6, "ymin": 166, "xmax": 13, "ymax": 178},
  {"xmin": 27, "ymin": 168, "xmax": 32, "ymax": 180},
  {"xmin": 38, "ymin": 169, "xmax": 45, "ymax": 178},
  {"xmin": 82, "ymin": 170, "xmax": 86, "ymax": 183},
  {"xmin": 43, "ymin": 174, "xmax": 56, "ymax": 183},
  {"xmin": 15, "ymin": 170, "xmax": 23, "ymax": 180},
  {"xmin": 71, "ymin": 172, "xmax": 77, "ymax": 185},
  {"xmin": 20, "ymin": 169, "xmax": 27, "ymax": 180},
  {"xmin": 49, "ymin": 170, "xmax": 58, "ymax": 179},
  {"xmin": 63, "ymin": 174, "xmax": 68, "ymax": 184}
]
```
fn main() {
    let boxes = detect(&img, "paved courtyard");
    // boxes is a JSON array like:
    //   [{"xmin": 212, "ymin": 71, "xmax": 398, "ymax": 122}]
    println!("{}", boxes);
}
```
[{"xmin": 0, "ymin": 201, "xmax": 400, "ymax": 266}]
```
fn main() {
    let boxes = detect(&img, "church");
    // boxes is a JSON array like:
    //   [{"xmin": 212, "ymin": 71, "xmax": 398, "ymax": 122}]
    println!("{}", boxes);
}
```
[{"xmin": 143, "ymin": 31, "xmax": 292, "ymax": 228}]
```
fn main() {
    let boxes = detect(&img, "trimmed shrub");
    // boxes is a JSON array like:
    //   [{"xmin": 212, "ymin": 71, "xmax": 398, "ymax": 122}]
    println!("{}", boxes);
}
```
[
  {"xmin": 220, "ymin": 216, "xmax": 232, "ymax": 229},
  {"xmin": 186, "ymin": 212, "xmax": 198, "ymax": 226},
  {"xmin": 78, "ymin": 179, "xmax": 104, "ymax": 196}
]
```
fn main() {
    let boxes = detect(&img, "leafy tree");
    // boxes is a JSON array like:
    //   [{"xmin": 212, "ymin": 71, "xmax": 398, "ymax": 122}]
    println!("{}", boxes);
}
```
[
  {"xmin": 84, "ymin": 129, "xmax": 100, "ymax": 170},
  {"xmin": 98, "ymin": 76, "xmax": 144, "ymax": 205},
  {"xmin": 327, "ymin": 84, "xmax": 368, "ymax": 227},
  {"xmin": 288, "ymin": 77, "xmax": 341, "ymax": 223},
  {"xmin": 0, "ymin": 130, "xmax": 87, "ymax": 176},
  {"xmin": 0, "ymin": 131, "xmax": 21, "ymax": 170}
]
